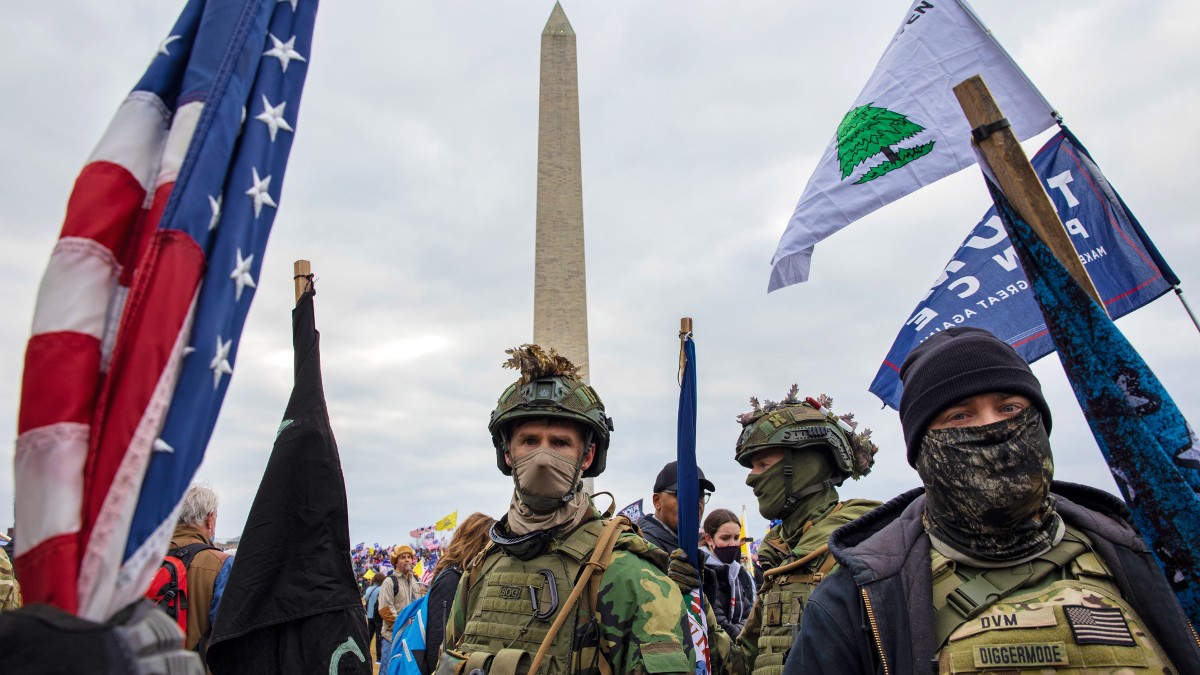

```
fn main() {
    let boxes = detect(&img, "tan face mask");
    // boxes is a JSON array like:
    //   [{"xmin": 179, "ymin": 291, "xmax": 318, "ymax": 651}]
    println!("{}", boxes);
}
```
[
  {"xmin": 512, "ymin": 447, "xmax": 583, "ymax": 512},
  {"xmin": 506, "ymin": 447, "xmax": 590, "ymax": 536}
]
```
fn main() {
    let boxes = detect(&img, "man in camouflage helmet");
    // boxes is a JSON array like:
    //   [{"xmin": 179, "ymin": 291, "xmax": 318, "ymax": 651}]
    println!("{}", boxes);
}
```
[
  {"xmin": 787, "ymin": 327, "xmax": 1200, "ymax": 674},
  {"xmin": 689, "ymin": 386, "xmax": 880, "ymax": 675},
  {"xmin": 438, "ymin": 345, "xmax": 694, "ymax": 674}
]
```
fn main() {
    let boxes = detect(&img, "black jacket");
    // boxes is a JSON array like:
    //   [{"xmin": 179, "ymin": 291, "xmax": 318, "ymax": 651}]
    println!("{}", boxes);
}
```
[
  {"xmin": 638, "ymin": 514, "xmax": 679, "ymax": 554},
  {"xmin": 784, "ymin": 482, "xmax": 1200, "ymax": 675},
  {"xmin": 419, "ymin": 566, "xmax": 463, "ymax": 675},
  {"xmin": 700, "ymin": 548, "xmax": 756, "ymax": 640}
]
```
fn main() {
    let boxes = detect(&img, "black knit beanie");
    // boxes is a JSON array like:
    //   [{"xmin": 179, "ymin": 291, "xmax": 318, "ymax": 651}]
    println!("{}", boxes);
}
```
[{"xmin": 899, "ymin": 327, "xmax": 1051, "ymax": 466}]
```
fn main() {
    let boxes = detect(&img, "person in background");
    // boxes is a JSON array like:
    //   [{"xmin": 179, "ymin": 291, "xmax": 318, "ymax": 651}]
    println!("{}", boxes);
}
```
[
  {"xmin": 364, "ymin": 572, "xmax": 384, "ymax": 664},
  {"xmin": 0, "ymin": 545, "xmax": 20, "ymax": 612},
  {"xmin": 417, "ymin": 512, "xmax": 497, "ymax": 675},
  {"xmin": 787, "ymin": 327, "xmax": 1200, "ymax": 673},
  {"xmin": 639, "ymin": 460, "xmax": 716, "ymax": 554},
  {"xmin": 700, "ymin": 508, "xmax": 755, "ymax": 641},
  {"xmin": 168, "ymin": 484, "xmax": 233, "ymax": 659},
  {"xmin": 379, "ymin": 545, "xmax": 426, "ymax": 673}
]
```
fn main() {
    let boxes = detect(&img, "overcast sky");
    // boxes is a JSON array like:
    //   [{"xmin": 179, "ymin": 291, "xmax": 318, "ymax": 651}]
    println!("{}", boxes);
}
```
[{"xmin": 2, "ymin": 0, "xmax": 1197, "ymax": 549}]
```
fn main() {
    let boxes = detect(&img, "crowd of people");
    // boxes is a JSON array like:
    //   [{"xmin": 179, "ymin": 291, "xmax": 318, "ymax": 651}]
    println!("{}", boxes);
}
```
[
  {"xmin": 2, "ymin": 331, "xmax": 1197, "ymax": 674},
  {"xmin": 352, "ymin": 336, "xmax": 1198, "ymax": 674}
]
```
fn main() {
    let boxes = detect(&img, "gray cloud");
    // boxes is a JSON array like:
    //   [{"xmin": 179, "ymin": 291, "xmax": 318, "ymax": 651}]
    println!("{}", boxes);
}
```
[{"xmin": 1, "ymin": 1, "xmax": 1197, "ymax": 549}]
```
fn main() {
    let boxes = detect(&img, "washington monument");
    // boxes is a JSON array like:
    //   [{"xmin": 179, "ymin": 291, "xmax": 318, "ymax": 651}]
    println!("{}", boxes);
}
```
[{"xmin": 533, "ymin": 2, "xmax": 590, "ymax": 383}]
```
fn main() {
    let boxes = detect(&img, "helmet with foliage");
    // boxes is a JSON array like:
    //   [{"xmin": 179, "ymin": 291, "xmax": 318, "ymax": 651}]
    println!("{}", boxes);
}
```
[
  {"xmin": 489, "ymin": 344, "xmax": 614, "ymax": 477},
  {"xmin": 735, "ymin": 386, "xmax": 877, "ymax": 481}
]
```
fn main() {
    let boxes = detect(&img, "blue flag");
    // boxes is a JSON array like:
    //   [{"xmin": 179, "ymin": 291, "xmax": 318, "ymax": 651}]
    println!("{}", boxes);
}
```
[
  {"xmin": 675, "ymin": 333, "xmax": 711, "ymax": 673},
  {"xmin": 871, "ymin": 129, "xmax": 1176, "ymax": 409},
  {"xmin": 987, "ymin": 176, "xmax": 1200, "ymax": 626},
  {"xmin": 676, "ymin": 336, "xmax": 699, "ymax": 563}
]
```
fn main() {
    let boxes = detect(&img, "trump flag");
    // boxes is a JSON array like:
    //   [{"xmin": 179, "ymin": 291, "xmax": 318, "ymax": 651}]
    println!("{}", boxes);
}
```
[
  {"xmin": 870, "ymin": 129, "xmax": 1176, "ymax": 409},
  {"xmin": 15, "ymin": 0, "xmax": 317, "ymax": 619}
]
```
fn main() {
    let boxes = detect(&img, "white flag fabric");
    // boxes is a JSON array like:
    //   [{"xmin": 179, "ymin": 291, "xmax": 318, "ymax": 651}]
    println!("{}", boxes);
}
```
[{"xmin": 768, "ymin": 0, "xmax": 1056, "ymax": 291}]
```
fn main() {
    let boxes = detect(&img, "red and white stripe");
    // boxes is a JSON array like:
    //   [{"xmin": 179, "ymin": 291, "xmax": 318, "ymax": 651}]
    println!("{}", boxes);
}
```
[{"xmin": 15, "ymin": 91, "xmax": 206, "ymax": 619}]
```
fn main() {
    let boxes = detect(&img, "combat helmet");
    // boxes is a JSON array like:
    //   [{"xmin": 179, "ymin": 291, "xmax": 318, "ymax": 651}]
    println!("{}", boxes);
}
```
[
  {"xmin": 489, "ymin": 344, "xmax": 614, "ymax": 477},
  {"xmin": 735, "ymin": 386, "xmax": 877, "ymax": 481}
]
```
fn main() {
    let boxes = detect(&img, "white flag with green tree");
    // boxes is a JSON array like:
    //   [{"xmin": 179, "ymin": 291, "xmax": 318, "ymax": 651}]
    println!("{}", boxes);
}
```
[{"xmin": 768, "ymin": 0, "xmax": 1056, "ymax": 291}]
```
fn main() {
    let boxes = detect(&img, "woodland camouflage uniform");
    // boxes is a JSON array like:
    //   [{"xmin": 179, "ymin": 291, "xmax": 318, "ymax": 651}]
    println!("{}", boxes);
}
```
[
  {"xmin": 0, "ymin": 547, "xmax": 20, "ymax": 612},
  {"xmin": 436, "ymin": 345, "xmax": 693, "ymax": 674},
  {"xmin": 443, "ymin": 504, "xmax": 693, "ymax": 674}
]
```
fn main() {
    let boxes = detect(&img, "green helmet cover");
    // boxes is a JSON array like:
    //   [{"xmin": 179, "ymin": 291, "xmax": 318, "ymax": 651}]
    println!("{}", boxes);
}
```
[
  {"xmin": 489, "ymin": 374, "xmax": 613, "ymax": 477},
  {"xmin": 735, "ymin": 391, "xmax": 876, "ymax": 481}
]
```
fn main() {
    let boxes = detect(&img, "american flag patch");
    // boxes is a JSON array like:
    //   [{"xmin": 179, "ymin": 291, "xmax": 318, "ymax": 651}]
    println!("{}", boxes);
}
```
[{"xmin": 1064, "ymin": 605, "xmax": 1136, "ymax": 646}]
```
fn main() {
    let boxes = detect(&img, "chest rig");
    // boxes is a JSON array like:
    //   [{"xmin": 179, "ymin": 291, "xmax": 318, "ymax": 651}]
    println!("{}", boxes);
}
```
[
  {"xmin": 445, "ymin": 516, "xmax": 629, "ymax": 675},
  {"xmin": 931, "ymin": 527, "xmax": 1174, "ymax": 673},
  {"xmin": 751, "ymin": 509, "xmax": 845, "ymax": 675}
]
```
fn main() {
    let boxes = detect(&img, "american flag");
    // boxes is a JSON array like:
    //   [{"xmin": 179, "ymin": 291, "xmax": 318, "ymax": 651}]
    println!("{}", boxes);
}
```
[
  {"xmin": 1064, "ymin": 605, "xmax": 1136, "ymax": 646},
  {"xmin": 15, "ymin": 0, "xmax": 318, "ymax": 620}
]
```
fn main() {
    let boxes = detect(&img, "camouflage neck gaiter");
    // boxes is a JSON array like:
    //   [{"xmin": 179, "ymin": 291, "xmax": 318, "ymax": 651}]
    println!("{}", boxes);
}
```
[
  {"xmin": 746, "ymin": 450, "xmax": 838, "ymax": 522},
  {"xmin": 916, "ymin": 407, "xmax": 1061, "ymax": 564}
]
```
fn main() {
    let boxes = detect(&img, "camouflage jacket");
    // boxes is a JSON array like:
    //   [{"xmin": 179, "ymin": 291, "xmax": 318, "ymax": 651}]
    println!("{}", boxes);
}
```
[
  {"xmin": 443, "ymin": 506, "xmax": 694, "ymax": 674},
  {"xmin": 710, "ymin": 499, "xmax": 880, "ymax": 674},
  {"xmin": 0, "ymin": 547, "xmax": 20, "ymax": 612},
  {"xmin": 788, "ymin": 483, "xmax": 1200, "ymax": 674}
]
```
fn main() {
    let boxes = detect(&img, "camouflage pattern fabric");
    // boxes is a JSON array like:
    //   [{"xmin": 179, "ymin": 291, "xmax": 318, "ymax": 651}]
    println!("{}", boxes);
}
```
[
  {"xmin": 936, "ymin": 573, "xmax": 1175, "ymax": 672},
  {"xmin": 0, "ymin": 547, "xmax": 20, "ymax": 611},
  {"xmin": 917, "ymin": 407, "xmax": 1060, "ymax": 563},
  {"xmin": 710, "ymin": 499, "xmax": 880, "ymax": 675},
  {"xmin": 443, "ymin": 508, "xmax": 693, "ymax": 674}
]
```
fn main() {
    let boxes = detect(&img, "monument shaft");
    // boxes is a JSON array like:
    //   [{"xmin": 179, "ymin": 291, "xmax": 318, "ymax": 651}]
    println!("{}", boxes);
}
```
[{"xmin": 534, "ymin": 3, "xmax": 590, "ymax": 383}]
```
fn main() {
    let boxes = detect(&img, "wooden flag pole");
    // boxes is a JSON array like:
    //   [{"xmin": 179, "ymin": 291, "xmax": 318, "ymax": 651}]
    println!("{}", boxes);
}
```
[
  {"xmin": 953, "ymin": 75, "xmax": 1107, "ymax": 314},
  {"xmin": 678, "ymin": 317, "xmax": 693, "ymax": 383},
  {"xmin": 293, "ymin": 259, "xmax": 311, "ymax": 305}
]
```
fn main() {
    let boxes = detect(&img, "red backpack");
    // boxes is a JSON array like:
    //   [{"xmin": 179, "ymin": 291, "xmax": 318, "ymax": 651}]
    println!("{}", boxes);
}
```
[{"xmin": 145, "ymin": 542, "xmax": 218, "ymax": 636}]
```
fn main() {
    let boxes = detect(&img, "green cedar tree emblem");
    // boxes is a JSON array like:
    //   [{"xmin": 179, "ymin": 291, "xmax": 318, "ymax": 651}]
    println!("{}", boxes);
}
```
[{"xmin": 836, "ymin": 103, "xmax": 935, "ymax": 184}]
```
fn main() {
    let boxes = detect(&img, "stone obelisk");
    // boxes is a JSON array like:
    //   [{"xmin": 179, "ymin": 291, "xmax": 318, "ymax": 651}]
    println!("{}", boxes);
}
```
[{"xmin": 534, "ymin": 2, "xmax": 590, "ymax": 383}]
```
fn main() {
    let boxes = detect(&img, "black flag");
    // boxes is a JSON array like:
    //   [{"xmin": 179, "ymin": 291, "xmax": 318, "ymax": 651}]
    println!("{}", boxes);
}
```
[{"xmin": 206, "ymin": 287, "xmax": 369, "ymax": 674}]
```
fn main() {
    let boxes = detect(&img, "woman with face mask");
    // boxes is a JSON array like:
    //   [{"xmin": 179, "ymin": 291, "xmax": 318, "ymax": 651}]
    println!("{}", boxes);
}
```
[{"xmin": 699, "ymin": 509, "xmax": 756, "ymax": 640}]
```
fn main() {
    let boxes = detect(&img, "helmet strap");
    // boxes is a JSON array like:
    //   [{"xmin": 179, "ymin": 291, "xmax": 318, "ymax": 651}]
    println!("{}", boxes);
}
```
[{"xmin": 775, "ymin": 450, "xmax": 837, "ymax": 520}]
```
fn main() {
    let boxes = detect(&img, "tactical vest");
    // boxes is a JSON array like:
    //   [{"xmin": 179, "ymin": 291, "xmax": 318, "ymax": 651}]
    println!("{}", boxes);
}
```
[
  {"xmin": 751, "ymin": 505, "xmax": 851, "ymax": 675},
  {"xmin": 931, "ymin": 528, "xmax": 1175, "ymax": 673},
  {"xmin": 442, "ymin": 517, "xmax": 625, "ymax": 675}
]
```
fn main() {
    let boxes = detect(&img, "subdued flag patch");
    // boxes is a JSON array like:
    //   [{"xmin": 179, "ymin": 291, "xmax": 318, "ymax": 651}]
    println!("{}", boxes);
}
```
[{"xmin": 1064, "ymin": 605, "xmax": 1136, "ymax": 647}]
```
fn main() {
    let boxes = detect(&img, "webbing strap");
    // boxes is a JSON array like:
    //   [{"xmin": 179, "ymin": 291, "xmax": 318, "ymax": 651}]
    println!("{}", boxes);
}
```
[
  {"xmin": 490, "ymin": 648, "xmax": 531, "ymax": 675},
  {"xmin": 528, "ymin": 515, "xmax": 629, "ymax": 675},
  {"xmin": 933, "ymin": 529, "xmax": 1089, "ymax": 648}
]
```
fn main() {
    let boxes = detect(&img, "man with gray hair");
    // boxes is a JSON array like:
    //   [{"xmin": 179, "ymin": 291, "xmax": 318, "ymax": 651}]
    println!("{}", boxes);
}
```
[{"xmin": 168, "ymin": 483, "xmax": 233, "ymax": 660}]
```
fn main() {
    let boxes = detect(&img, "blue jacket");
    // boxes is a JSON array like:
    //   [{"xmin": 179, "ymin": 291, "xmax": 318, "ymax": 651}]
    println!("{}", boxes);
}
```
[{"xmin": 785, "ymin": 482, "xmax": 1200, "ymax": 674}]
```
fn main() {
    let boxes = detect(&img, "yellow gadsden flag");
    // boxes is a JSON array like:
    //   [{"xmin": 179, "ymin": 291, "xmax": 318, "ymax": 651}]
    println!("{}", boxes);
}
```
[
  {"xmin": 434, "ymin": 511, "xmax": 458, "ymax": 531},
  {"xmin": 740, "ymin": 505, "xmax": 751, "ymax": 560}
]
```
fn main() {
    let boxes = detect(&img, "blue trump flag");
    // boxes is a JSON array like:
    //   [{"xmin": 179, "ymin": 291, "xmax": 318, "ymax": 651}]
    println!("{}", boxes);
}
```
[
  {"xmin": 871, "ymin": 129, "xmax": 1177, "ymax": 409},
  {"xmin": 987, "ymin": 176, "xmax": 1200, "ymax": 626}
]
